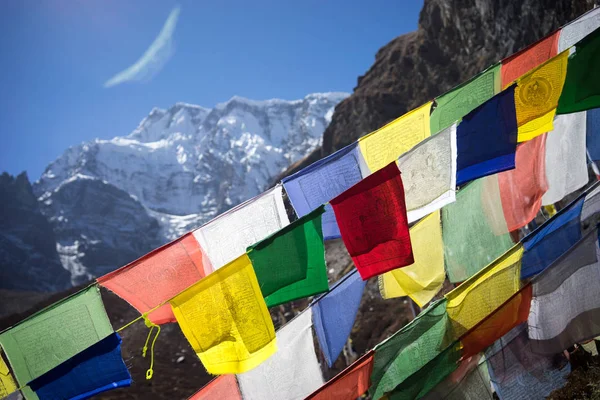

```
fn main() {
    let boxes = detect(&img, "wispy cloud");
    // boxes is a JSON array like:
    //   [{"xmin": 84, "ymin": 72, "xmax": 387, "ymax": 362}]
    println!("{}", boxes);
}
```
[{"xmin": 104, "ymin": 6, "xmax": 181, "ymax": 88}]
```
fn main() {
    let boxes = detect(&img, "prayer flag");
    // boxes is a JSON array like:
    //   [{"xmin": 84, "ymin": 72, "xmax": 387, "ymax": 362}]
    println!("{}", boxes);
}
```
[
  {"xmin": 170, "ymin": 254, "xmax": 276, "ymax": 375},
  {"xmin": 0, "ymin": 352, "xmax": 17, "ymax": 399},
  {"xmin": 397, "ymin": 124, "xmax": 457, "ymax": 223},
  {"xmin": 236, "ymin": 309, "xmax": 324, "ymax": 400},
  {"xmin": 455, "ymin": 86, "xmax": 518, "ymax": 185},
  {"xmin": 442, "ymin": 176, "xmax": 514, "ymax": 283},
  {"xmin": 189, "ymin": 375, "xmax": 242, "ymax": 400},
  {"xmin": 528, "ymin": 229, "xmax": 600, "ymax": 355},
  {"xmin": 192, "ymin": 185, "xmax": 289, "ymax": 270},
  {"xmin": 445, "ymin": 245, "xmax": 522, "ymax": 337},
  {"xmin": 358, "ymin": 102, "xmax": 432, "ymax": 173},
  {"xmin": 498, "ymin": 134, "xmax": 548, "ymax": 232},
  {"xmin": 0, "ymin": 286, "xmax": 113, "ymax": 387},
  {"xmin": 330, "ymin": 162, "xmax": 414, "ymax": 280},
  {"xmin": 586, "ymin": 108, "xmax": 600, "ymax": 161},
  {"xmin": 581, "ymin": 184, "xmax": 600, "ymax": 221},
  {"xmin": 421, "ymin": 355, "xmax": 493, "ymax": 400},
  {"xmin": 557, "ymin": 27, "xmax": 600, "ymax": 114},
  {"xmin": 28, "ymin": 333, "xmax": 131, "ymax": 400},
  {"xmin": 97, "ymin": 233, "xmax": 211, "ymax": 325},
  {"xmin": 514, "ymin": 51, "xmax": 569, "ymax": 142},
  {"xmin": 247, "ymin": 206, "xmax": 325, "ymax": 299},
  {"xmin": 558, "ymin": 7, "xmax": 600, "ymax": 52},
  {"xmin": 312, "ymin": 272, "xmax": 366, "ymax": 367},
  {"xmin": 379, "ymin": 211, "xmax": 445, "ymax": 307},
  {"xmin": 282, "ymin": 143, "xmax": 370, "ymax": 240},
  {"xmin": 305, "ymin": 351, "xmax": 374, "ymax": 400},
  {"xmin": 430, "ymin": 65, "xmax": 501, "ymax": 134}
]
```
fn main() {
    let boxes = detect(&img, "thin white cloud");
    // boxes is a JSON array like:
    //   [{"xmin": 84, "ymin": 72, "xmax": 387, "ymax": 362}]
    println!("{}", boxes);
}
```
[{"xmin": 104, "ymin": 6, "xmax": 181, "ymax": 88}]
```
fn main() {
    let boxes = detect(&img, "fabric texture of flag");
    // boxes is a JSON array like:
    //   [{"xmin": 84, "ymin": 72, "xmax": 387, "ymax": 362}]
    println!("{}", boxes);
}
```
[
  {"xmin": 455, "ymin": 86, "xmax": 518, "ymax": 186},
  {"xmin": 358, "ymin": 102, "xmax": 432, "ymax": 173},
  {"xmin": 557, "ymin": 27, "xmax": 600, "ymax": 114},
  {"xmin": 558, "ymin": 6, "xmax": 600, "ymax": 52},
  {"xmin": 97, "ymin": 233, "xmax": 211, "ymax": 325},
  {"xmin": 28, "ymin": 333, "xmax": 131, "ymax": 400},
  {"xmin": 430, "ymin": 64, "xmax": 501, "ymax": 134},
  {"xmin": 0, "ymin": 352, "xmax": 17, "ymax": 399},
  {"xmin": 312, "ymin": 271, "xmax": 366, "ymax": 367},
  {"xmin": 192, "ymin": 185, "xmax": 289, "ymax": 270},
  {"xmin": 498, "ymin": 134, "xmax": 548, "ymax": 232},
  {"xmin": 542, "ymin": 112, "xmax": 589, "ymax": 205},
  {"xmin": 397, "ymin": 124, "xmax": 457, "ymax": 223},
  {"xmin": 586, "ymin": 108, "xmax": 600, "ymax": 161},
  {"xmin": 170, "ymin": 254, "xmax": 276, "ymax": 375},
  {"xmin": 379, "ymin": 211, "xmax": 445, "ymax": 307},
  {"xmin": 188, "ymin": 375, "xmax": 242, "ymax": 400},
  {"xmin": 442, "ymin": 176, "xmax": 514, "ymax": 283},
  {"xmin": 247, "ymin": 206, "xmax": 325, "ymax": 299},
  {"xmin": 501, "ymin": 31, "xmax": 559, "ymax": 88},
  {"xmin": 330, "ymin": 162, "xmax": 414, "ymax": 280},
  {"xmin": 282, "ymin": 143, "xmax": 370, "ymax": 240},
  {"xmin": 236, "ymin": 309, "xmax": 324, "ymax": 400},
  {"xmin": 421, "ymin": 355, "xmax": 493, "ymax": 400}
]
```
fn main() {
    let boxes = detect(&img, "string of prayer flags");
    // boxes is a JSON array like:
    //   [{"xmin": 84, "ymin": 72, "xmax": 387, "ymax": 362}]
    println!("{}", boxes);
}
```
[
  {"xmin": 330, "ymin": 162, "xmax": 413, "ymax": 280},
  {"xmin": 455, "ymin": 86, "xmax": 518, "ymax": 186},
  {"xmin": 192, "ymin": 185, "xmax": 289, "ymax": 270},
  {"xmin": 528, "ymin": 229, "xmax": 600, "ymax": 355},
  {"xmin": 189, "ymin": 375, "xmax": 242, "ymax": 400},
  {"xmin": 430, "ymin": 64, "xmax": 501, "ymax": 134},
  {"xmin": 485, "ymin": 323, "xmax": 570, "ymax": 400},
  {"xmin": 0, "ymin": 286, "xmax": 113, "ymax": 389},
  {"xmin": 28, "ymin": 333, "xmax": 131, "ymax": 400},
  {"xmin": 514, "ymin": 50, "xmax": 569, "ymax": 142},
  {"xmin": 442, "ymin": 176, "xmax": 514, "ymax": 283},
  {"xmin": 0, "ymin": 351, "xmax": 17, "ymax": 399},
  {"xmin": 421, "ymin": 355, "xmax": 494, "ymax": 400},
  {"xmin": 498, "ymin": 134, "xmax": 548, "ymax": 232},
  {"xmin": 282, "ymin": 143, "xmax": 369, "ymax": 240},
  {"xmin": 247, "ymin": 206, "xmax": 325, "ymax": 299},
  {"xmin": 397, "ymin": 124, "xmax": 457, "ymax": 223},
  {"xmin": 586, "ymin": 108, "xmax": 600, "ymax": 161},
  {"xmin": 236, "ymin": 309, "xmax": 324, "ymax": 400},
  {"xmin": 170, "ymin": 254, "xmax": 276, "ymax": 375},
  {"xmin": 305, "ymin": 351, "xmax": 374, "ymax": 400},
  {"xmin": 369, "ymin": 299, "xmax": 452, "ymax": 400},
  {"xmin": 379, "ymin": 211, "xmax": 445, "ymax": 307},
  {"xmin": 557, "ymin": 27, "xmax": 600, "ymax": 114},
  {"xmin": 558, "ymin": 6, "xmax": 600, "ymax": 52},
  {"xmin": 445, "ymin": 245, "xmax": 523, "ymax": 337},
  {"xmin": 312, "ymin": 271, "xmax": 366, "ymax": 367},
  {"xmin": 97, "ymin": 233, "xmax": 211, "ymax": 325},
  {"xmin": 358, "ymin": 102, "xmax": 432, "ymax": 173}
]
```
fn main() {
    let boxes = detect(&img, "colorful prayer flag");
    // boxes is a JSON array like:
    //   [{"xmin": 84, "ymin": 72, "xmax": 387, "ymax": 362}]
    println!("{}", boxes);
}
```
[
  {"xmin": 0, "ymin": 351, "xmax": 17, "ymax": 399},
  {"xmin": 97, "ymin": 233, "xmax": 211, "ymax": 325},
  {"xmin": 421, "ymin": 355, "xmax": 493, "ymax": 400},
  {"xmin": 189, "ymin": 375, "xmax": 242, "ymax": 400},
  {"xmin": 430, "ymin": 64, "xmax": 501, "ymax": 134},
  {"xmin": 558, "ymin": 7, "xmax": 600, "ymax": 52},
  {"xmin": 330, "ymin": 162, "xmax": 414, "ymax": 280},
  {"xmin": 358, "ymin": 102, "xmax": 432, "ymax": 173},
  {"xmin": 236, "ymin": 309, "xmax": 324, "ymax": 400},
  {"xmin": 192, "ymin": 185, "xmax": 289, "ymax": 270},
  {"xmin": 379, "ymin": 211, "xmax": 445, "ymax": 307},
  {"xmin": 170, "ymin": 254, "xmax": 276, "ymax": 375},
  {"xmin": 28, "ymin": 333, "xmax": 131, "ymax": 400},
  {"xmin": 282, "ymin": 143, "xmax": 370, "ymax": 240},
  {"xmin": 455, "ymin": 86, "xmax": 518, "ymax": 185},
  {"xmin": 586, "ymin": 108, "xmax": 600, "ymax": 161},
  {"xmin": 312, "ymin": 271, "xmax": 366, "ymax": 367}
]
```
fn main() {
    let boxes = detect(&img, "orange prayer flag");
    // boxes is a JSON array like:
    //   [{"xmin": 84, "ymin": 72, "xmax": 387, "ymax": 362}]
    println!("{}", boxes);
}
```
[
  {"xmin": 189, "ymin": 375, "xmax": 242, "ymax": 400},
  {"xmin": 97, "ymin": 233, "xmax": 212, "ymax": 324},
  {"xmin": 305, "ymin": 351, "xmax": 374, "ymax": 400}
]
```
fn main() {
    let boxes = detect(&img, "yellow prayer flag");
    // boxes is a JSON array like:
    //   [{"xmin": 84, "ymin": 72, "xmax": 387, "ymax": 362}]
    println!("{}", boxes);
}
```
[
  {"xmin": 0, "ymin": 352, "xmax": 17, "ymax": 398},
  {"xmin": 170, "ymin": 254, "xmax": 277, "ymax": 375},
  {"xmin": 515, "ymin": 51, "xmax": 569, "ymax": 142},
  {"xmin": 445, "ymin": 244, "xmax": 523, "ymax": 336},
  {"xmin": 379, "ymin": 211, "xmax": 445, "ymax": 307},
  {"xmin": 358, "ymin": 102, "xmax": 432, "ymax": 173}
]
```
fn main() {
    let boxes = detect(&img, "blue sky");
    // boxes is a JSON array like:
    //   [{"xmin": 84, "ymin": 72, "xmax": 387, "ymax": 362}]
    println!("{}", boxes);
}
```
[{"xmin": 0, "ymin": 1, "xmax": 422, "ymax": 180}]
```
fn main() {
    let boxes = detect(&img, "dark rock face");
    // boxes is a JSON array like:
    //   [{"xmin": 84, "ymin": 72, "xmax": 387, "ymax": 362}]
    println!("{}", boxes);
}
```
[{"xmin": 0, "ymin": 172, "xmax": 70, "ymax": 291}]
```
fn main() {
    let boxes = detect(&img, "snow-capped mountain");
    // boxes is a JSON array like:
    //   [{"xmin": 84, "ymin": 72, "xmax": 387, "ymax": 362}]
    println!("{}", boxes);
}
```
[{"xmin": 32, "ymin": 92, "xmax": 347, "ymax": 286}]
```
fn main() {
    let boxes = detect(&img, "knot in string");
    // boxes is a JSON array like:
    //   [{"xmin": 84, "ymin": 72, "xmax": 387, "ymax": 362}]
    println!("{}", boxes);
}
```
[{"xmin": 141, "ymin": 313, "xmax": 161, "ymax": 380}]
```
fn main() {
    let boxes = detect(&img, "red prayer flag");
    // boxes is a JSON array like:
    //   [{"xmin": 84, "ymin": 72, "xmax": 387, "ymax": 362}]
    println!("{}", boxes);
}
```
[
  {"xmin": 305, "ymin": 351, "xmax": 374, "ymax": 400},
  {"xmin": 330, "ymin": 162, "xmax": 414, "ymax": 280},
  {"xmin": 189, "ymin": 375, "xmax": 242, "ymax": 400},
  {"xmin": 97, "ymin": 233, "xmax": 212, "ymax": 325},
  {"xmin": 501, "ymin": 31, "xmax": 560, "ymax": 87}
]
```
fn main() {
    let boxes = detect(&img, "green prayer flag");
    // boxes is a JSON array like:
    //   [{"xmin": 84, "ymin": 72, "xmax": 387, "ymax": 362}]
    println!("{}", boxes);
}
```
[
  {"xmin": 557, "ymin": 27, "xmax": 600, "ymax": 114},
  {"xmin": 430, "ymin": 64, "xmax": 501, "ymax": 134},
  {"xmin": 247, "ymin": 205, "xmax": 329, "ymax": 307},
  {"xmin": 370, "ymin": 299, "xmax": 454, "ymax": 400},
  {"xmin": 442, "ymin": 177, "xmax": 514, "ymax": 283},
  {"xmin": 0, "ymin": 286, "xmax": 113, "ymax": 388}
]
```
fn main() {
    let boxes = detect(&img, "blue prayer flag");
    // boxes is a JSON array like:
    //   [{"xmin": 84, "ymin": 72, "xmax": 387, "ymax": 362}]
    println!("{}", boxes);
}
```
[{"xmin": 587, "ymin": 108, "xmax": 600, "ymax": 161}]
